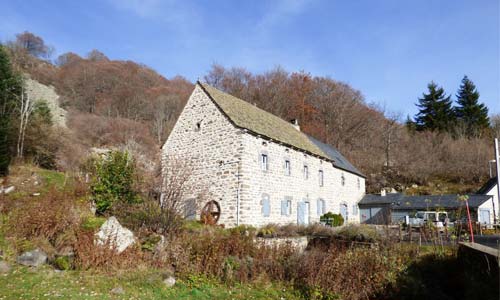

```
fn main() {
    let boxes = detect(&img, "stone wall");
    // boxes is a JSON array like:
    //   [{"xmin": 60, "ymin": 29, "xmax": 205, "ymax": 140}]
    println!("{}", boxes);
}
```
[
  {"xmin": 238, "ymin": 132, "xmax": 365, "ymax": 227},
  {"xmin": 161, "ymin": 85, "xmax": 243, "ymax": 227}
]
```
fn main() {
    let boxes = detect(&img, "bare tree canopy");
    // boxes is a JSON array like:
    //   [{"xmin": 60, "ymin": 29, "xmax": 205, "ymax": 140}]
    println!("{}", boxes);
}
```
[{"xmin": 14, "ymin": 31, "xmax": 53, "ymax": 59}]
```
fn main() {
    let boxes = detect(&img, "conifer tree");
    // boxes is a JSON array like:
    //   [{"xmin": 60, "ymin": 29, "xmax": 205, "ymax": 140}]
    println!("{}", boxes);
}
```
[
  {"xmin": 0, "ymin": 45, "xmax": 21, "ymax": 176},
  {"xmin": 414, "ymin": 82, "xmax": 454, "ymax": 132},
  {"xmin": 454, "ymin": 75, "xmax": 489, "ymax": 137}
]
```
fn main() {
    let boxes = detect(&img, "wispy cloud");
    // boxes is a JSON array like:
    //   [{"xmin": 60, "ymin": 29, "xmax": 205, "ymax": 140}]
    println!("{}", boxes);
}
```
[
  {"xmin": 106, "ymin": 0, "xmax": 162, "ymax": 18},
  {"xmin": 105, "ymin": 0, "xmax": 202, "ymax": 29},
  {"xmin": 256, "ymin": 0, "xmax": 310, "ymax": 33}
]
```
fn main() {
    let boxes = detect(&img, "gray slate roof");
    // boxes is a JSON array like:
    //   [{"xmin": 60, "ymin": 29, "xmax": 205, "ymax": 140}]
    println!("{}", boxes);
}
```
[
  {"xmin": 306, "ymin": 135, "xmax": 363, "ymax": 177},
  {"xmin": 198, "ymin": 82, "xmax": 364, "ymax": 177},
  {"xmin": 359, "ymin": 193, "xmax": 492, "ymax": 209}
]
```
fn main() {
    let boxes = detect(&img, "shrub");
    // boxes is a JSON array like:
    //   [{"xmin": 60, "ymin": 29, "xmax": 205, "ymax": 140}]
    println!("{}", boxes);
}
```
[
  {"xmin": 80, "ymin": 216, "xmax": 106, "ymax": 231},
  {"xmin": 53, "ymin": 255, "xmax": 72, "ymax": 270},
  {"xmin": 89, "ymin": 150, "xmax": 139, "ymax": 214},
  {"xmin": 7, "ymin": 187, "xmax": 82, "ymax": 245},
  {"xmin": 334, "ymin": 225, "xmax": 381, "ymax": 243},
  {"xmin": 113, "ymin": 197, "xmax": 184, "ymax": 237},
  {"xmin": 295, "ymin": 245, "xmax": 411, "ymax": 300},
  {"xmin": 320, "ymin": 212, "xmax": 344, "ymax": 227}
]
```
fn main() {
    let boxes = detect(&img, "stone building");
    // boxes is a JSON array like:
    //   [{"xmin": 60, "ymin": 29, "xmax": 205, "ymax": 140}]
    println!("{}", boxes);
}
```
[{"xmin": 161, "ymin": 82, "xmax": 366, "ymax": 228}]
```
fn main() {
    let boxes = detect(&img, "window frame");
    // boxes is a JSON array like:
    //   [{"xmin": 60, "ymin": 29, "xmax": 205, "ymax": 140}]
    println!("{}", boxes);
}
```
[
  {"xmin": 281, "ymin": 197, "xmax": 292, "ymax": 216},
  {"xmin": 318, "ymin": 170, "xmax": 324, "ymax": 187},
  {"xmin": 317, "ymin": 198, "xmax": 325, "ymax": 216},
  {"xmin": 260, "ymin": 153, "xmax": 269, "ymax": 171},
  {"xmin": 303, "ymin": 164, "xmax": 309, "ymax": 180},
  {"xmin": 284, "ymin": 159, "xmax": 291, "ymax": 176}
]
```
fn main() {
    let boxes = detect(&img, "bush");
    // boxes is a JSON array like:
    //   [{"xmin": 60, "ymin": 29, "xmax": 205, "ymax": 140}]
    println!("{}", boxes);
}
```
[
  {"xmin": 320, "ymin": 212, "xmax": 344, "ymax": 227},
  {"xmin": 80, "ymin": 216, "xmax": 106, "ymax": 231},
  {"xmin": 113, "ymin": 197, "xmax": 184, "ymax": 237},
  {"xmin": 53, "ymin": 255, "xmax": 72, "ymax": 270},
  {"xmin": 334, "ymin": 225, "xmax": 381, "ymax": 243},
  {"xmin": 89, "ymin": 150, "xmax": 139, "ymax": 214},
  {"xmin": 7, "ymin": 187, "xmax": 82, "ymax": 245}
]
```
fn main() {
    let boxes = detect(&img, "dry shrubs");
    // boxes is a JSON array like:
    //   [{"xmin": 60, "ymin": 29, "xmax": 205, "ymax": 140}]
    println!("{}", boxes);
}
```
[
  {"xmin": 72, "ymin": 229, "xmax": 146, "ymax": 271},
  {"xmin": 158, "ymin": 227, "xmax": 299, "ymax": 283},
  {"xmin": 7, "ymin": 186, "xmax": 83, "ymax": 246},
  {"xmin": 296, "ymin": 246, "xmax": 409, "ymax": 300}
]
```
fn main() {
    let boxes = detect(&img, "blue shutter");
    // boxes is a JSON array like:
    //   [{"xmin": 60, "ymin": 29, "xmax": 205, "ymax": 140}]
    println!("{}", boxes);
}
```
[
  {"xmin": 262, "ymin": 195, "xmax": 270, "ymax": 217},
  {"xmin": 281, "ymin": 200, "xmax": 287, "ymax": 215},
  {"xmin": 317, "ymin": 199, "xmax": 321, "ymax": 216}
]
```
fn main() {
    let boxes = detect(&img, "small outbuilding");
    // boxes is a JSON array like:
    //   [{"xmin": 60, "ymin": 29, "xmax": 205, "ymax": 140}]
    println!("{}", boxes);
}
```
[{"xmin": 359, "ymin": 193, "xmax": 494, "ymax": 225}]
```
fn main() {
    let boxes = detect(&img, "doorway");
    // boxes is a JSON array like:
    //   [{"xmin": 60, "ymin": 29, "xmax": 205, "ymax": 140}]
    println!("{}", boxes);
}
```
[{"xmin": 298, "ymin": 201, "xmax": 310, "ymax": 225}]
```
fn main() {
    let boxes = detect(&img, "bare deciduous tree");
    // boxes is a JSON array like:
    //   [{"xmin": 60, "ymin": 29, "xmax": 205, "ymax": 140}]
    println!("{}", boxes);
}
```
[{"xmin": 16, "ymin": 84, "xmax": 36, "ymax": 158}]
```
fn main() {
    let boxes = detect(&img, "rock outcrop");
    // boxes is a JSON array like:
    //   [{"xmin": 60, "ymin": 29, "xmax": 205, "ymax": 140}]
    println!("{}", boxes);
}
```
[
  {"xmin": 95, "ymin": 217, "xmax": 135, "ymax": 253},
  {"xmin": 16, "ymin": 249, "xmax": 48, "ymax": 267}
]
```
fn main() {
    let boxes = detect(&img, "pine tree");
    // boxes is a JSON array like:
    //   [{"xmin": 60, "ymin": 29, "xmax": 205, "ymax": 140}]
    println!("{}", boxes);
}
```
[
  {"xmin": 414, "ymin": 82, "xmax": 454, "ymax": 132},
  {"xmin": 454, "ymin": 75, "xmax": 489, "ymax": 137},
  {"xmin": 0, "ymin": 45, "xmax": 21, "ymax": 176}
]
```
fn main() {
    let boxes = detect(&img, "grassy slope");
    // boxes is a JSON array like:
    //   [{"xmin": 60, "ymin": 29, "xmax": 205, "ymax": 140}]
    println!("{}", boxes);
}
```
[{"xmin": 0, "ymin": 266, "xmax": 300, "ymax": 300}]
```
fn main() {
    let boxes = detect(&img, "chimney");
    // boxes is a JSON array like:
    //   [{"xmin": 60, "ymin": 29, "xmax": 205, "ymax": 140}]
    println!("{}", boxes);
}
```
[
  {"xmin": 380, "ymin": 189, "xmax": 386, "ymax": 197},
  {"xmin": 290, "ymin": 119, "xmax": 300, "ymax": 131}
]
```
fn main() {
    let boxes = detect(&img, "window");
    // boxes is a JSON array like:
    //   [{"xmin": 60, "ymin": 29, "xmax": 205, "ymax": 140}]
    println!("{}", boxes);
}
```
[
  {"xmin": 303, "ymin": 165, "xmax": 309, "ymax": 179},
  {"xmin": 281, "ymin": 197, "xmax": 292, "ymax": 216},
  {"xmin": 262, "ymin": 194, "xmax": 270, "ymax": 217},
  {"xmin": 260, "ymin": 153, "xmax": 268, "ymax": 171},
  {"xmin": 184, "ymin": 198, "xmax": 197, "ymax": 220},
  {"xmin": 194, "ymin": 122, "xmax": 201, "ymax": 132},
  {"xmin": 284, "ymin": 159, "xmax": 291, "ymax": 176},
  {"xmin": 341, "ymin": 173, "xmax": 345, "ymax": 186},
  {"xmin": 357, "ymin": 178, "xmax": 360, "ymax": 190},
  {"xmin": 317, "ymin": 198, "xmax": 325, "ymax": 216},
  {"xmin": 319, "ymin": 170, "xmax": 324, "ymax": 187},
  {"xmin": 352, "ymin": 204, "xmax": 358, "ymax": 215}
]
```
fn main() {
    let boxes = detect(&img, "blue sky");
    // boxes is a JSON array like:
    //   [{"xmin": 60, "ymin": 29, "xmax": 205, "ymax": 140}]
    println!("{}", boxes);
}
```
[{"xmin": 1, "ymin": 0, "xmax": 499, "ymax": 117}]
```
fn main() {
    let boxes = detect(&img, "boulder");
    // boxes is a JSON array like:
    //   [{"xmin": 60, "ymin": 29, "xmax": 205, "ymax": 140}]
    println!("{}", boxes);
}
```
[
  {"xmin": 16, "ymin": 249, "xmax": 47, "ymax": 267},
  {"xmin": 1, "ymin": 186, "xmax": 15, "ymax": 194},
  {"xmin": 163, "ymin": 276, "xmax": 176, "ymax": 287},
  {"xmin": 95, "ymin": 217, "xmax": 135, "ymax": 253},
  {"xmin": 110, "ymin": 286, "xmax": 125, "ymax": 295},
  {"xmin": 0, "ymin": 261, "xmax": 11, "ymax": 273}
]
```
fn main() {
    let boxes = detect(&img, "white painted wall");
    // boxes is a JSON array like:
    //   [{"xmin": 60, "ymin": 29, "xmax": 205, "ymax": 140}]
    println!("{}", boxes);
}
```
[{"xmin": 484, "ymin": 182, "xmax": 499, "ymax": 224}]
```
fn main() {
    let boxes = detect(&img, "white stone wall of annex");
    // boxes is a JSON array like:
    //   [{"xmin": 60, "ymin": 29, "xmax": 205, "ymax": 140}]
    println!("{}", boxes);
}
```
[
  {"xmin": 161, "ymin": 85, "xmax": 243, "ymax": 227},
  {"xmin": 237, "ymin": 132, "xmax": 365, "ymax": 227},
  {"xmin": 484, "ymin": 184, "xmax": 499, "ymax": 224},
  {"xmin": 478, "ymin": 198, "xmax": 495, "ymax": 224}
]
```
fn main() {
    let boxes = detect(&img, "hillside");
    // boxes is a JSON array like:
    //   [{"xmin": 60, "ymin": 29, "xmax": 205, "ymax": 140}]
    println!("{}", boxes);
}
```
[{"xmin": 3, "ymin": 32, "xmax": 499, "ymax": 192}]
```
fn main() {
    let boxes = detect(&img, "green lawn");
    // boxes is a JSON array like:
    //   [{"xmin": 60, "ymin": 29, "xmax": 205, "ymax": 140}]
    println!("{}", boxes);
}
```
[{"xmin": 0, "ymin": 266, "xmax": 301, "ymax": 300}]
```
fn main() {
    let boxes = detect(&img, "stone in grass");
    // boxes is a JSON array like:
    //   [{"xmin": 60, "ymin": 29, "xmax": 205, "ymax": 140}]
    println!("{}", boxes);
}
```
[
  {"xmin": 0, "ymin": 261, "xmax": 11, "ymax": 273},
  {"xmin": 163, "ymin": 276, "xmax": 176, "ymax": 288},
  {"xmin": 16, "ymin": 249, "xmax": 47, "ymax": 267},
  {"xmin": 111, "ymin": 286, "xmax": 125, "ymax": 295},
  {"xmin": 162, "ymin": 268, "xmax": 176, "ymax": 288}
]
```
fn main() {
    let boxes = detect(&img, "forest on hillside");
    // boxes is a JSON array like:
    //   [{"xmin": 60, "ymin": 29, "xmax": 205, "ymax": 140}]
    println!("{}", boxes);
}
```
[{"xmin": 1, "ymin": 31, "xmax": 499, "ymax": 193}]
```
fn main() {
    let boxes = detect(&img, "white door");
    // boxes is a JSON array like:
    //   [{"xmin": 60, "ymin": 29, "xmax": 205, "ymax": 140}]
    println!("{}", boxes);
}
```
[
  {"xmin": 480, "ymin": 209, "xmax": 491, "ymax": 224},
  {"xmin": 298, "ymin": 201, "xmax": 310, "ymax": 225}
]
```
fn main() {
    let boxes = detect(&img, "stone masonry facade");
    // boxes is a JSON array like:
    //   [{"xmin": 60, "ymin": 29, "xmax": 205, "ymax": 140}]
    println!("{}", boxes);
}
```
[{"xmin": 162, "ymin": 84, "xmax": 366, "ymax": 228}]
